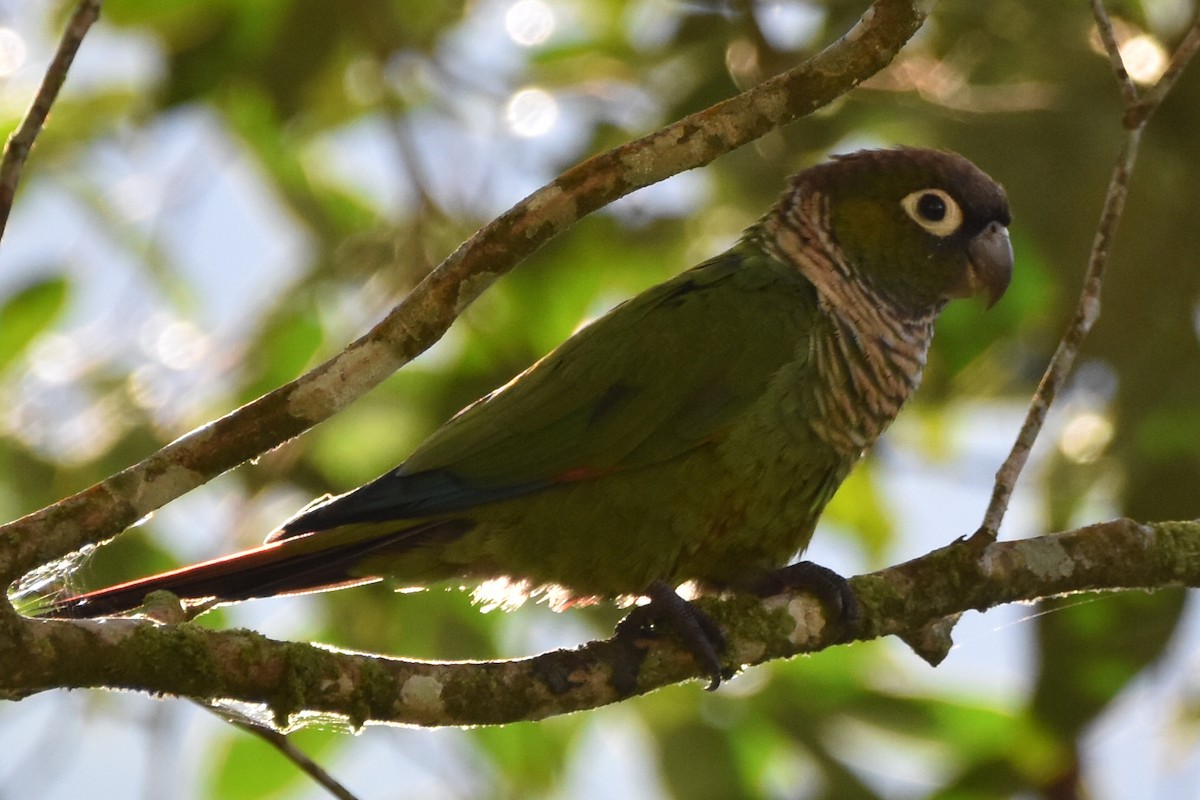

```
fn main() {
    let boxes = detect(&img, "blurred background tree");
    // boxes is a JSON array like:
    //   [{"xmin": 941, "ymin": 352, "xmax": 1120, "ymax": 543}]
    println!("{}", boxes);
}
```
[{"xmin": 1, "ymin": 0, "xmax": 1198, "ymax": 797}]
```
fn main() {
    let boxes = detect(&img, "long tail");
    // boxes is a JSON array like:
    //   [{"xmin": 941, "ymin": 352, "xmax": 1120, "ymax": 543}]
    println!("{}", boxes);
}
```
[{"xmin": 46, "ymin": 520, "xmax": 468, "ymax": 619}]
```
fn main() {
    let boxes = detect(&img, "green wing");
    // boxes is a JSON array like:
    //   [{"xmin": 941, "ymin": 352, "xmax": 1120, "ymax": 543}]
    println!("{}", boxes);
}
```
[{"xmin": 401, "ymin": 245, "xmax": 816, "ymax": 487}]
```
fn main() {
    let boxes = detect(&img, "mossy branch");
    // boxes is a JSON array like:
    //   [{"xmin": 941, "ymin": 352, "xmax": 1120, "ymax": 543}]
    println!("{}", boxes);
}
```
[{"xmin": 3, "ymin": 518, "xmax": 1197, "ymax": 728}]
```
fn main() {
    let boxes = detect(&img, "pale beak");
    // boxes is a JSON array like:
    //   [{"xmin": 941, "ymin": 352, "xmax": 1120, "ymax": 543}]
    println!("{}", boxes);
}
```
[{"xmin": 966, "ymin": 221, "xmax": 1014, "ymax": 308}]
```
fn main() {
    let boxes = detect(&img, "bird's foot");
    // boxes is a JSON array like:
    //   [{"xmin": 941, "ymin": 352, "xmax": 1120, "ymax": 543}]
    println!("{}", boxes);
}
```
[
  {"xmin": 616, "ymin": 580, "xmax": 729, "ymax": 691},
  {"xmin": 751, "ymin": 561, "xmax": 861, "ymax": 641}
]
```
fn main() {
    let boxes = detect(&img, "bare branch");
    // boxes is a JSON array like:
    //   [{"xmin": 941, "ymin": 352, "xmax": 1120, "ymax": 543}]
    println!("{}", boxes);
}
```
[
  {"xmin": 3, "ymin": 518, "xmax": 1197, "ymax": 728},
  {"xmin": 0, "ymin": 0, "xmax": 102, "ymax": 242},
  {"xmin": 979, "ymin": 128, "xmax": 1141, "ymax": 536},
  {"xmin": 1088, "ymin": 0, "xmax": 1139, "ymax": 105},
  {"xmin": 1129, "ymin": 9, "xmax": 1200, "ymax": 127},
  {"xmin": 1154, "ymin": 14, "xmax": 1200, "ymax": 98},
  {"xmin": 0, "ymin": 0, "xmax": 931, "ymax": 584},
  {"xmin": 978, "ymin": 1, "xmax": 1199, "ymax": 537}
]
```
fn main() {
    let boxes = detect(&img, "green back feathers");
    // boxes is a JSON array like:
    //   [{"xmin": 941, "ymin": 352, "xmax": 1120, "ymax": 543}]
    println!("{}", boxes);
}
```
[{"xmin": 403, "ymin": 246, "xmax": 816, "ymax": 487}]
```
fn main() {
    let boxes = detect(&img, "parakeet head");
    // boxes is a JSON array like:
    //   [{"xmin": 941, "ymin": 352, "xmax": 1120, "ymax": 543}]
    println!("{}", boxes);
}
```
[{"xmin": 796, "ymin": 147, "xmax": 1013, "ymax": 314}]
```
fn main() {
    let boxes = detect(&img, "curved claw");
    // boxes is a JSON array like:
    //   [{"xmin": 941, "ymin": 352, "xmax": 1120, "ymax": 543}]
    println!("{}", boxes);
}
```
[
  {"xmin": 616, "ymin": 580, "xmax": 729, "ymax": 690},
  {"xmin": 752, "ymin": 561, "xmax": 861, "ymax": 640}
]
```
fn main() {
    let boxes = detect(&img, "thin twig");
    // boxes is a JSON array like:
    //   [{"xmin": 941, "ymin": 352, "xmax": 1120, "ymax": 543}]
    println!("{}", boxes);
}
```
[
  {"xmin": 1154, "ymin": 16, "xmax": 1200, "ymax": 98},
  {"xmin": 1089, "ymin": 0, "xmax": 1139, "ymax": 106},
  {"xmin": 203, "ymin": 704, "xmax": 361, "ymax": 800},
  {"xmin": 0, "ymin": 0, "xmax": 102, "ymax": 243},
  {"xmin": 978, "ymin": 2, "xmax": 1200, "ymax": 537},
  {"xmin": 1129, "ymin": 10, "xmax": 1200, "ymax": 127},
  {"xmin": 979, "ymin": 129, "xmax": 1140, "ymax": 536}
]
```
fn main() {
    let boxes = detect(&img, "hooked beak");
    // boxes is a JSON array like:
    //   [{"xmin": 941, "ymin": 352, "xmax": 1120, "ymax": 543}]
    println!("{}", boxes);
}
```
[{"xmin": 964, "ymin": 221, "xmax": 1013, "ymax": 308}]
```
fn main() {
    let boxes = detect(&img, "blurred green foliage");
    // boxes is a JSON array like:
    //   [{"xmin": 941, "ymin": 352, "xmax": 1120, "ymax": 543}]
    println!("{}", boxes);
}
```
[
  {"xmin": 0, "ymin": 275, "xmax": 69, "ymax": 374},
  {"xmin": 2, "ymin": 0, "xmax": 1199, "ymax": 798}
]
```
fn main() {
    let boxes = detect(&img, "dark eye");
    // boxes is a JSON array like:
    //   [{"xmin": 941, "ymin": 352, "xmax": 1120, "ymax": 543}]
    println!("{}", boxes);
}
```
[
  {"xmin": 916, "ymin": 192, "xmax": 946, "ymax": 221},
  {"xmin": 900, "ymin": 188, "xmax": 963, "ymax": 237}
]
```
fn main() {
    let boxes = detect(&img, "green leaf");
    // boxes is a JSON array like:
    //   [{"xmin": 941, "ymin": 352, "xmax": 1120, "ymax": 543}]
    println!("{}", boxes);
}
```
[
  {"xmin": 207, "ymin": 726, "xmax": 342, "ymax": 800},
  {"xmin": 1032, "ymin": 591, "xmax": 1185, "ymax": 741},
  {"xmin": 823, "ymin": 460, "xmax": 894, "ymax": 561},
  {"xmin": 0, "ymin": 275, "xmax": 70, "ymax": 374},
  {"xmin": 239, "ymin": 305, "xmax": 324, "ymax": 402},
  {"xmin": 471, "ymin": 717, "xmax": 578, "ymax": 794}
]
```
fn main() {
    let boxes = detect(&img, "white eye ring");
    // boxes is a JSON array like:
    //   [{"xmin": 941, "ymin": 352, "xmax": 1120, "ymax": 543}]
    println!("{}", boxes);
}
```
[{"xmin": 901, "ymin": 189, "xmax": 963, "ymax": 237}]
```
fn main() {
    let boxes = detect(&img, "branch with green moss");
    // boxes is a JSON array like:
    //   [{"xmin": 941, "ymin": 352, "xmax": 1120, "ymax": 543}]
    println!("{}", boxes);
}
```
[{"xmin": 2, "ymin": 518, "xmax": 1197, "ymax": 728}]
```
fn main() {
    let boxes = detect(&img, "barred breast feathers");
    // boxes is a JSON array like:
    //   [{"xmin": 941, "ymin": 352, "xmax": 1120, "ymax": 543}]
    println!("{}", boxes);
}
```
[{"xmin": 763, "ymin": 189, "xmax": 937, "ymax": 456}]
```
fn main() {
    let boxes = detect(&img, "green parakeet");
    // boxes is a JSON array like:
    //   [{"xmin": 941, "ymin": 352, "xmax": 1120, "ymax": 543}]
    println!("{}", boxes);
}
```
[{"xmin": 49, "ymin": 147, "xmax": 1012, "ymax": 683}]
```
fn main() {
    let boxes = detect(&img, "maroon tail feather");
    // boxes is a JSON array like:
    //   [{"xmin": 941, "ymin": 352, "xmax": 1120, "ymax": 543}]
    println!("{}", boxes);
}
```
[{"xmin": 47, "ymin": 520, "xmax": 471, "ymax": 618}]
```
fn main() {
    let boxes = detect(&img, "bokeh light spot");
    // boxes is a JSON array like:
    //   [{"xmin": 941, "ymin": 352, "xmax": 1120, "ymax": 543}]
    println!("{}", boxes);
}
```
[
  {"xmin": 755, "ymin": 1, "xmax": 825, "ymax": 51},
  {"xmin": 505, "ymin": 87, "xmax": 558, "ymax": 137},
  {"xmin": 140, "ymin": 316, "xmax": 211, "ymax": 371},
  {"xmin": 1060, "ymin": 411, "xmax": 1114, "ymax": 464},
  {"xmin": 0, "ymin": 28, "xmax": 27, "ymax": 77},
  {"xmin": 505, "ymin": 0, "xmax": 556, "ymax": 47},
  {"xmin": 1120, "ymin": 34, "xmax": 1168, "ymax": 84}
]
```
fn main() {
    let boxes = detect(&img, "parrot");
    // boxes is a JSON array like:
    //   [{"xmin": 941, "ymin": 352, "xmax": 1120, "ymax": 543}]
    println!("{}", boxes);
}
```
[{"xmin": 47, "ymin": 147, "xmax": 1013, "ymax": 687}]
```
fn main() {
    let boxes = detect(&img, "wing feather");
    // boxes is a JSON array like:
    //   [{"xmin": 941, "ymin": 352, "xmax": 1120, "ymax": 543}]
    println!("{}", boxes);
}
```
[{"xmin": 281, "ymin": 247, "xmax": 815, "ymax": 536}]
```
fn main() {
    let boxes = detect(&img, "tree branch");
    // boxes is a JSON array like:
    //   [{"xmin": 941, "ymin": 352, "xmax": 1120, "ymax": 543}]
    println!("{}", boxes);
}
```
[
  {"xmin": 0, "ymin": 0, "xmax": 930, "ymax": 585},
  {"xmin": 203, "ymin": 703, "xmax": 361, "ymax": 800},
  {"xmin": 0, "ymin": 0, "xmax": 102, "ymax": 243},
  {"xmin": 2, "ymin": 518, "xmax": 1197, "ymax": 728},
  {"xmin": 978, "ymin": 2, "xmax": 1200, "ymax": 537}
]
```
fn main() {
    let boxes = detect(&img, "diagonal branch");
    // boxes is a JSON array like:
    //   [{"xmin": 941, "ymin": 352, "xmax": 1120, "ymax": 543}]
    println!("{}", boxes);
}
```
[
  {"xmin": 1089, "ymin": 0, "xmax": 1139, "ymax": 105},
  {"xmin": 1127, "ymin": 11, "xmax": 1200, "ymax": 127},
  {"xmin": 203, "ymin": 703, "xmax": 360, "ymax": 800},
  {"xmin": 2, "ymin": 517, "xmax": 1197, "ymax": 728},
  {"xmin": 978, "ymin": 125, "xmax": 1141, "ymax": 537},
  {"xmin": 0, "ymin": 0, "xmax": 102, "ymax": 242},
  {"xmin": 978, "ymin": 2, "xmax": 1200, "ymax": 537},
  {"xmin": 0, "ymin": 0, "xmax": 931, "ymax": 584}
]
